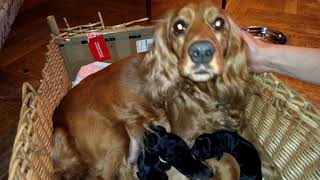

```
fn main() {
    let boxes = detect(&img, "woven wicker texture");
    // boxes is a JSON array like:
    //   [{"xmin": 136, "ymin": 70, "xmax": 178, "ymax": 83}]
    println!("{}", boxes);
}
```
[
  {"xmin": 8, "ymin": 23, "xmax": 320, "ymax": 179},
  {"xmin": 245, "ymin": 74, "xmax": 320, "ymax": 180},
  {"xmin": 52, "ymin": 13, "xmax": 149, "ymax": 39},
  {"xmin": 8, "ymin": 42, "xmax": 70, "ymax": 180}
]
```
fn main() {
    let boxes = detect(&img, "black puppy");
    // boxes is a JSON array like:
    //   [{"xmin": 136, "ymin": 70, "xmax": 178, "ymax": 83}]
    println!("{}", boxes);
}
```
[
  {"xmin": 137, "ymin": 126, "xmax": 213, "ymax": 180},
  {"xmin": 191, "ymin": 130, "xmax": 262, "ymax": 180},
  {"xmin": 136, "ymin": 149, "xmax": 171, "ymax": 180}
]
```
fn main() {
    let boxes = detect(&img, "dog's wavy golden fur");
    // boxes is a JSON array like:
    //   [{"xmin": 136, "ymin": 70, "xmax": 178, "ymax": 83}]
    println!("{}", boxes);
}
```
[{"xmin": 52, "ymin": 2, "xmax": 278, "ymax": 179}]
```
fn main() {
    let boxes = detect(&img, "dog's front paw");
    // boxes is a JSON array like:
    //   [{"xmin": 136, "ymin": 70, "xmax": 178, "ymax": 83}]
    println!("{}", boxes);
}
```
[
  {"xmin": 190, "ymin": 164, "xmax": 214, "ymax": 180},
  {"xmin": 261, "ymin": 160, "xmax": 281, "ymax": 180}
]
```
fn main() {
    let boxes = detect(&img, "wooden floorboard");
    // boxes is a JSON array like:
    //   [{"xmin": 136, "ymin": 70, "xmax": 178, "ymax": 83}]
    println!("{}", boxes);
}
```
[{"xmin": 0, "ymin": 0, "xmax": 319, "ymax": 178}]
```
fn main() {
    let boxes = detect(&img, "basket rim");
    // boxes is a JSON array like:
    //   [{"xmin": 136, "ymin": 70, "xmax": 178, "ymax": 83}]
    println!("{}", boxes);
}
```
[{"xmin": 252, "ymin": 73, "xmax": 320, "ymax": 131}]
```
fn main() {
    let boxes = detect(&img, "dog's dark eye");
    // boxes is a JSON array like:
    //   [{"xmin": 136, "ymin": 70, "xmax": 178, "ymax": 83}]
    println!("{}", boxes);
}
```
[
  {"xmin": 173, "ymin": 20, "xmax": 188, "ymax": 35},
  {"xmin": 211, "ymin": 17, "xmax": 225, "ymax": 31}
]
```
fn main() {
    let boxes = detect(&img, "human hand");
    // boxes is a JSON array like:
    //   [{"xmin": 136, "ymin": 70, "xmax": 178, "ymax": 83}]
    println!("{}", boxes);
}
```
[
  {"xmin": 240, "ymin": 31, "xmax": 271, "ymax": 73},
  {"xmin": 227, "ymin": 16, "xmax": 274, "ymax": 73}
]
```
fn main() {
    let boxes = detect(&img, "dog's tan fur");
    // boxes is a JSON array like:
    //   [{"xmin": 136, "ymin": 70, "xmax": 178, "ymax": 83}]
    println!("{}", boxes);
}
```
[{"xmin": 52, "ymin": 1, "xmax": 279, "ymax": 179}]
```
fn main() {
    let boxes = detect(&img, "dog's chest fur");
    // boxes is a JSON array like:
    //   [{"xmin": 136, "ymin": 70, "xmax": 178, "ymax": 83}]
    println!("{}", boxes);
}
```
[{"xmin": 164, "ymin": 81, "xmax": 239, "ymax": 146}]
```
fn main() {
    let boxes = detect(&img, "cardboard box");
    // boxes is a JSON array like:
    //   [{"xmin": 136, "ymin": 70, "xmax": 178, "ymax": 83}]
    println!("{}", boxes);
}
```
[{"xmin": 55, "ymin": 25, "xmax": 154, "ymax": 83}]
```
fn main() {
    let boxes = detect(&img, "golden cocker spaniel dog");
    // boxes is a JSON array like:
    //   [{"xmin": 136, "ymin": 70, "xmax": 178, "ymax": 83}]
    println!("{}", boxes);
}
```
[{"xmin": 52, "ymin": 2, "xmax": 278, "ymax": 179}]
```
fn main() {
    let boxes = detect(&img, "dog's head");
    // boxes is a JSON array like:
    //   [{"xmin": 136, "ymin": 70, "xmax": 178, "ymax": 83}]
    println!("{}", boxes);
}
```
[
  {"xmin": 152, "ymin": 2, "xmax": 248, "ymax": 83},
  {"xmin": 170, "ymin": 3, "xmax": 229, "ymax": 82},
  {"xmin": 146, "ymin": 2, "xmax": 248, "ymax": 104}
]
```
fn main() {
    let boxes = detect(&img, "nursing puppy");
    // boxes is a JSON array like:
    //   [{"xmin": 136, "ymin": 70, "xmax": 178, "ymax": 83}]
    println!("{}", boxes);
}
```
[
  {"xmin": 191, "ymin": 130, "xmax": 262, "ymax": 180},
  {"xmin": 136, "ymin": 126, "xmax": 241, "ymax": 180},
  {"xmin": 137, "ymin": 126, "xmax": 213, "ymax": 180}
]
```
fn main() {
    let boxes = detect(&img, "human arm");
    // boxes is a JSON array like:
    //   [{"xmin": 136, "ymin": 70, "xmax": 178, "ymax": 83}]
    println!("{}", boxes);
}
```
[{"xmin": 242, "ymin": 31, "xmax": 320, "ymax": 85}]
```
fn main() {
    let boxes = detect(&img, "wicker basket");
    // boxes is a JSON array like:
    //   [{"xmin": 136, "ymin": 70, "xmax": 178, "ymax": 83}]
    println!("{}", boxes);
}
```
[{"xmin": 8, "ymin": 17, "xmax": 320, "ymax": 180}]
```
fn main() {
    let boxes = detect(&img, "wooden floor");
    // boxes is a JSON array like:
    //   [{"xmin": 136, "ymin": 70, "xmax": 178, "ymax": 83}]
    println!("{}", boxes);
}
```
[
  {"xmin": 0, "ymin": 0, "xmax": 319, "ymax": 178},
  {"xmin": 227, "ymin": 0, "xmax": 320, "ymax": 106}
]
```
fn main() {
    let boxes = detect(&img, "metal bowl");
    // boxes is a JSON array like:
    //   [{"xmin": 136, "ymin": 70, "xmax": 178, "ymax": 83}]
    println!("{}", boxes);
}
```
[{"xmin": 242, "ymin": 26, "xmax": 287, "ymax": 45}]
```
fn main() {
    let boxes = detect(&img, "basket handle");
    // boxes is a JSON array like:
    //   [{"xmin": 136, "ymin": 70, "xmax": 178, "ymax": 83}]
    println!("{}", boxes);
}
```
[{"xmin": 22, "ymin": 82, "xmax": 36, "ymax": 100}]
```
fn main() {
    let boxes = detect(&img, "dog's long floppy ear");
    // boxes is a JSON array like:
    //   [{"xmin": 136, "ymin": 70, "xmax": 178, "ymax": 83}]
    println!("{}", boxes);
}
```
[
  {"xmin": 149, "ymin": 12, "xmax": 176, "ymax": 62},
  {"xmin": 215, "ymin": 16, "xmax": 249, "ymax": 106},
  {"xmin": 142, "ymin": 11, "xmax": 180, "ymax": 104}
]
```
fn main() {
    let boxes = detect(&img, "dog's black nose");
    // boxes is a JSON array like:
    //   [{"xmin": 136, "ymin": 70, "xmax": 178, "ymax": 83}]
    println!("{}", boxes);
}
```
[{"xmin": 188, "ymin": 41, "xmax": 215, "ymax": 64}]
